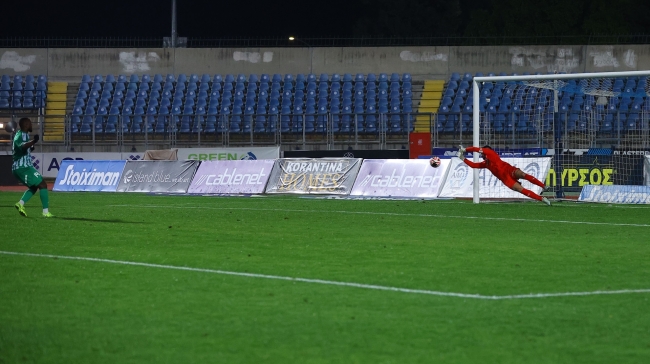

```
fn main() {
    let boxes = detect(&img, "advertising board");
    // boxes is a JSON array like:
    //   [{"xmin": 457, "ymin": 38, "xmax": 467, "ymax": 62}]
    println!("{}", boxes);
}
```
[
  {"xmin": 187, "ymin": 160, "xmax": 274, "ymax": 194},
  {"xmin": 438, "ymin": 157, "xmax": 552, "ymax": 199},
  {"xmin": 178, "ymin": 147, "xmax": 280, "ymax": 161},
  {"xmin": 579, "ymin": 185, "xmax": 650, "ymax": 204},
  {"xmin": 116, "ymin": 160, "xmax": 199, "ymax": 193},
  {"xmin": 350, "ymin": 159, "xmax": 450, "ymax": 198},
  {"xmin": 53, "ymin": 160, "xmax": 126, "ymax": 192},
  {"xmin": 265, "ymin": 158, "xmax": 362, "ymax": 195}
]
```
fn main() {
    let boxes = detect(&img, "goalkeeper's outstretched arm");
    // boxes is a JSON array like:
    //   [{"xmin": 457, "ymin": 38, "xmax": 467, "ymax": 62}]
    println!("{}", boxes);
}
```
[
  {"xmin": 457, "ymin": 145, "xmax": 486, "ymax": 169},
  {"xmin": 463, "ymin": 159, "xmax": 487, "ymax": 169}
]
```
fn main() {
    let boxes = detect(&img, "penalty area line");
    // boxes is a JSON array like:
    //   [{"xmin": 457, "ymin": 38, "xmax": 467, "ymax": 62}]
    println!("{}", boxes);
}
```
[
  {"xmin": 2, "ymin": 250, "xmax": 650, "ymax": 301},
  {"xmin": 107, "ymin": 205, "xmax": 650, "ymax": 228}
]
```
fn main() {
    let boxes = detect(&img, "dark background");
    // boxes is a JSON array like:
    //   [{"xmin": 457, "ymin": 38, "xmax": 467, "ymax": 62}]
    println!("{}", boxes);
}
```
[{"xmin": 1, "ymin": 0, "xmax": 649, "ymax": 38}]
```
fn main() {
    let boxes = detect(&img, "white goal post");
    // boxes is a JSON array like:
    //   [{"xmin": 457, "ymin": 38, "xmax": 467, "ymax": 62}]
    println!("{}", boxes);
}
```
[{"xmin": 471, "ymin": 70, "xmax": 650, "ymax": 203}]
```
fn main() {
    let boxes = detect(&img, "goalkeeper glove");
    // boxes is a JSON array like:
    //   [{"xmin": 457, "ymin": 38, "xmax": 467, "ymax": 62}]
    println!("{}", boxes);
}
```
[
  {"xmin": 458, "ymin": 145, "xmax": 466, "ymax": 160},
  {"xmin": 33, "ymin": 134, "xmax": 40, "ymax": 143}
]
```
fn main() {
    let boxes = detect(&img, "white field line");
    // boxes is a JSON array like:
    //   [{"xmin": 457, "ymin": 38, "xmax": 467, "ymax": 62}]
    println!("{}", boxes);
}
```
[
  {"xmin": 150, "ymin": 196, "xmax": 650, "ymax": 209},
  {"xmin": 101, "ymin": 197, "xmax": 650, "ymax": 209},
  {"xmin": 107, "ymin": 204, "xmax": 650, "ymax": 228},
  {"xmin": 2, "ymin": 250, "xmax": 649, "ymax": 301}
]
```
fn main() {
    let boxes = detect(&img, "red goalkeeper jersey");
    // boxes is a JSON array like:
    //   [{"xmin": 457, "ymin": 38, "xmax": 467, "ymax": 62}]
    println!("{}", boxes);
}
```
[{"xmin": 463, "ymin": 147, "xmax": 517, "ymax": 181}]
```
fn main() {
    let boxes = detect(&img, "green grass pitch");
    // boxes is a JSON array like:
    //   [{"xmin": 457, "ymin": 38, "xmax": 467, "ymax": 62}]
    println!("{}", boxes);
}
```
[{"xmin": 1, "ymin": 192, "xmax": 649, "ymax": 363}]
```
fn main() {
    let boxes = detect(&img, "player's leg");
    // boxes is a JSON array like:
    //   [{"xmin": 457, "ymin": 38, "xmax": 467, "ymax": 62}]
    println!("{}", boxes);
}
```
[
  {"xmin": 510, "ymin": 181, "xmax": 550, "ymax": 205},
  {"xmin": 37, "ymin": 179, "xmax": 52, "ymax": 217},
  {"xmin": 15, "ymin": 187, "xmax": 36, "ymax": 217},
  {"xmin": 12, "ymin": 167, "xmax": 35, "ymax": 217},
  {"xmin": 513, "ymin": 168, "xmax": 546, "ymax": 189},
  {"xmin": 19, "ymin": 166, "xmax": 52, "ymax": 217}
]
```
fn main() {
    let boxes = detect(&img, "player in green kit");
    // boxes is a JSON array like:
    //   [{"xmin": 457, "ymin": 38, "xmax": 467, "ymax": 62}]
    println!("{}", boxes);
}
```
[{"xmin": 12, "ymin": 117, "xmax": 53, "ymax": 218}]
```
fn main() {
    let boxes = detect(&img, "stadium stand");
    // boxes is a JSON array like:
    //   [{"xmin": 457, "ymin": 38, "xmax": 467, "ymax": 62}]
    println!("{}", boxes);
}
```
[
  {"xmin": 436, "ymin": 72, "xmax": 650, "ymax": 135},
  {"xmin": 0, "ymin": 75, "xmax": 47, "ymax": 110},
  {"xmin": 0, "ymin": 75, "xmax": 63, "ymax": 141},
  {"xmin": 5, "ymin": 71, "xmax": 648, "ymax": 141},
  {"xmin": 68, "ymin": 73, "xmax": 416, "ymax": 135}
]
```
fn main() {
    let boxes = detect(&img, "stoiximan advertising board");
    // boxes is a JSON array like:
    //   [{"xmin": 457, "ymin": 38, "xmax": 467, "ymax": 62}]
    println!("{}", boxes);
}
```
[{"xmin": 53, "ymin": 160, "xmax": 126, "ymax": 192}]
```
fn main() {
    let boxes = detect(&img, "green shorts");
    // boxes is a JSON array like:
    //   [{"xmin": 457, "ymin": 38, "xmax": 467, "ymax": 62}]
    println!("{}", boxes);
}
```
[{"xmin": 13, "ymin": 166, "xmax": 43, "ymax": 188}]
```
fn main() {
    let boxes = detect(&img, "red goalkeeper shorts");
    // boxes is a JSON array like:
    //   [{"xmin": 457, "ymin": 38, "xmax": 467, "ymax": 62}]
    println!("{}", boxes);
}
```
[{"xmin": 495, "ymin": 164, "xmax": 519, "ymax": 189}]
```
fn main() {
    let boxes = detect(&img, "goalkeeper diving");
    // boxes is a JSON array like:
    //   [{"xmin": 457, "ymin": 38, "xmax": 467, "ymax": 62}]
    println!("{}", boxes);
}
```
[{"xmin": 458, "ymin": 145, "xmax": 551, "ymax": 206}]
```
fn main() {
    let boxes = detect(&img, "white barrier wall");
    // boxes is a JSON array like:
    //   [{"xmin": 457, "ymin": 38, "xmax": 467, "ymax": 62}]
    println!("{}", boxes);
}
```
[{"xmin": 4, "ymin": 45, "xmax": 650, "ymax": 80}]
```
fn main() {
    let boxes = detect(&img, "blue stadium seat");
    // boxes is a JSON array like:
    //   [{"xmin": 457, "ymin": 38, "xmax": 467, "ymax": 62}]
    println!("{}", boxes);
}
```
[
  {"xmin": 338, "ymin": 105, "xmax": 351, "ymax": 132},
  {"xmin": 161, "ymin": 81, "xmax": 174, "ymax": 92},
  {"xmin": 626, "ymin": 113, "xmax": 639, "ymax": 130}
]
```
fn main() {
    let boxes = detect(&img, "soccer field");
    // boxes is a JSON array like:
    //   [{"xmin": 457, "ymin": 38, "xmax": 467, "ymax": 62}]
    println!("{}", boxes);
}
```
[{"xmin": 1, "ymin": 192, "xmax": 649, "ymax": 363}]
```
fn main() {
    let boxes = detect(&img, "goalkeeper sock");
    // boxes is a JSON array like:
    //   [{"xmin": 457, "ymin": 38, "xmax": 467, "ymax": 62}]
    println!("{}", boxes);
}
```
[
  {"xmin": 20, "ymin": 189, "xmax": 35, "ymax": 204},
  {"xmin": 524, "ymin": 174, "xmax": 546, "ymax": 188},
  {"xmin": 520, "ymin": 188, "xmax": 543, "ymax": 201},
  {"xmin": 40, "ymin": 188, "xmax": 49, "ymax": 209}
]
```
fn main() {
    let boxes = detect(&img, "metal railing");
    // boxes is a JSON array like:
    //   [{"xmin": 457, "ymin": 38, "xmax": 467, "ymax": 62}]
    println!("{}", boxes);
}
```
[
  {"xmin": 66, "ymin": 113, "xmax": 425, "ymax": 149},
  {"xmin": 435, "ymin": 111, "xmax": 650, "ymax": 150},
  {"xmin": 2, "ymin": 35, "xmax": 650, "ymax": 48},
  {"xmin": 61, "ymin": 110, "xmax": 650, "ymax": 150}
]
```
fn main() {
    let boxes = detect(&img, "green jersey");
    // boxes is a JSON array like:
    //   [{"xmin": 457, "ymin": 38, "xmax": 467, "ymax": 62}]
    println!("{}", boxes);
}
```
[{"xmin": 12, "ymin": 130, "xmax": 33, "ymax": 171}]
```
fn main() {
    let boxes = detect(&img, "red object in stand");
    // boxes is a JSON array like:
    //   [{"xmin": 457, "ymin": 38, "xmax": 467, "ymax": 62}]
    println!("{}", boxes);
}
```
[{"xmin": 408, "ymin": 133, "xmax": 431, "ymax": 159}]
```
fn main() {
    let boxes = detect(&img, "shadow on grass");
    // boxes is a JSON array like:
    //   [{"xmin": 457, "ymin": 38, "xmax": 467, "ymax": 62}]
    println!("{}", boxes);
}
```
[{"xmin": 57, "ymin": 217, "xmax": 147, "ymax": 224}]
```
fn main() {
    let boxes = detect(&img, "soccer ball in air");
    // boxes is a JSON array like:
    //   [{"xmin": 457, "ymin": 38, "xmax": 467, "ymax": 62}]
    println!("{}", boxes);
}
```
[{"xmin": 429, "ymin": 156, "xmax": 441, "ymax": 168}]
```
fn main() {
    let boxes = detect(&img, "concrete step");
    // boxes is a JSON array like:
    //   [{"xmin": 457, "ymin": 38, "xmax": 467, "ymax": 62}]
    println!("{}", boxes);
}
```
[
  {"xmin": 65, "ymin": 83, "xmax": 80, "ymax": 115},
  {"xmin": 43, "ymin": 135, "xmax": 65, "ymax": 142},
  {"xmin": 419, "ymin": 99, "xmax": 441, "ymax": 108},
  {"xmin": 413, "ymin": 79, "xmax": 445, "ymax": 131},
  {"xmin": 424, "ymin": 80, "xmax": 445, "ymax": 91},
  {"xmin": 420, "ymin": 92, "xmax": 442, "ymax": 101},
  {"xmin": 48, "ymin": 93, "xmax": 66, "ymax": 102},
  {"xmin": 417, "ymin": 107, "xmax": 438, "ymax": 113},
  {"xmin": 46, "ymin": 101, "xmax": 66, "ymax": 109},
  {"xmin": 47, "ymin": 82, "xmax": 67, "ymax": 93}
]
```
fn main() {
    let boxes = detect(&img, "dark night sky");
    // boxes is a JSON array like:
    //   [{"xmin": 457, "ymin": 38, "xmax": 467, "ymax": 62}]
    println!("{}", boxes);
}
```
[
  {"xmin": 0, "ymin": 0, "xmax": 363, "ymax": 38},
  {"xmin": 2, "ymin": 0, "xmax": 649, "ymax": 39}
]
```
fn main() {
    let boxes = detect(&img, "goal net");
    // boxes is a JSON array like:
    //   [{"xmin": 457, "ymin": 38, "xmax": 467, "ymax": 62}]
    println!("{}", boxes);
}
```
[{"xmin": 467, "ymin": 71, "xmax": 650, "ymax": 203}]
